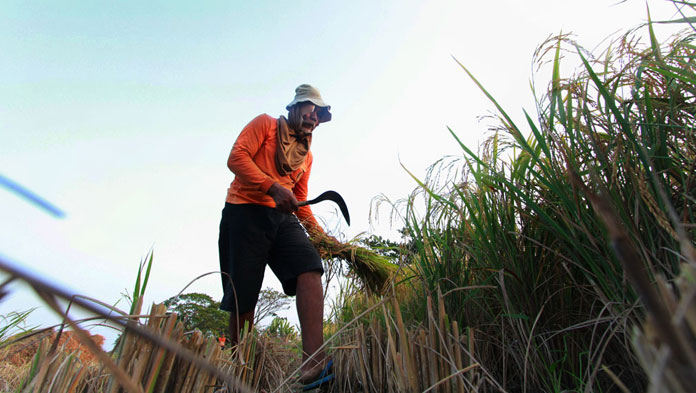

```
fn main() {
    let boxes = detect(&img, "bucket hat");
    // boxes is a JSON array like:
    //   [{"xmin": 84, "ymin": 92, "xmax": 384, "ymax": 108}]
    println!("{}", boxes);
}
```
[{"xmin": 286, "ymin": 84, "xmax": 332, "ymax": 123}]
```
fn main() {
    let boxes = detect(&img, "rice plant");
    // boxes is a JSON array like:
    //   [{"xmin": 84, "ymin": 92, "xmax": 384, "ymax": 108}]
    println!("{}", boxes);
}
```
[{"xmin": 349, "ymin": 4, "xmax": 696, "ymax": 392}]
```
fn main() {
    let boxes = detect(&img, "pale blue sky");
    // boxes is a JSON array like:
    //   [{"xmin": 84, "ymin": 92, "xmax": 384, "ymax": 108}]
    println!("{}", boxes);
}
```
[{"xmin": 1, "ymin": 1, "xmax": 681, "ymax": 345}]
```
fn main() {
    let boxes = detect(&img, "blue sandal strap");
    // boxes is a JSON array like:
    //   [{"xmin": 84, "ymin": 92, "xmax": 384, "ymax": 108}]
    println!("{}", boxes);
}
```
[
  {"xmin": 302, "ymin": 359, "xmax": 334, "ymax": 391},
  {"xmin": 302, "ymin": 373, "xmax": 334, "ymax": 391}
]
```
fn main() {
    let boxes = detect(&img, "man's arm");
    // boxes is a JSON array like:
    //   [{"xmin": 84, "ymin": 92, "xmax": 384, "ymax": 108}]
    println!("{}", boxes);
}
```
[
  {"xmin": 227, "ymin": 114, "xmax": 277, "ymax": 193},
  {"xmin": 229, "ymin": 114, "xmax": 300, "ymax": 212},
  {"xmin": 293, "ymin": 154, "xmax": 324, "ymax": 235}
]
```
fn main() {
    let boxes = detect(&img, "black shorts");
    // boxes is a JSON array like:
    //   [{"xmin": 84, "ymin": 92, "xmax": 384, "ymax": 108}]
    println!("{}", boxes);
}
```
[{"xmin": 218, "ymin": 203, "xmax": 323, "ymax": 314}]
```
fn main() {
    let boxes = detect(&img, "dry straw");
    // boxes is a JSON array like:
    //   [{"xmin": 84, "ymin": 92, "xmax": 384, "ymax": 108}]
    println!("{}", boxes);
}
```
[
  {"xmin": 11, "ymin": 302, "xmax": 296, "ymax": 393},
  {"xmin": 329, "ymin": 288, "xmax": 508, "ymax": 392}
]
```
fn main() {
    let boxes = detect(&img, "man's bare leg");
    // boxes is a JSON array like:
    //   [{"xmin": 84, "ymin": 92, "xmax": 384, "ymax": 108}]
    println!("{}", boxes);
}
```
[
  {"xmin": 296, "ymin": 271, "xmax": 326, "ymax": 381},
  {"xmin": 229, "ymin": 310, "xmax": 254, "ymax": 347}
]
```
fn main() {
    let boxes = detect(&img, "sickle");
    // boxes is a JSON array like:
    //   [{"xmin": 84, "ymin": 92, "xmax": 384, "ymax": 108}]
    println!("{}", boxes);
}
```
[{"xmin": 298, "ymin": 190, "xmax": 350, "ymax": 226}]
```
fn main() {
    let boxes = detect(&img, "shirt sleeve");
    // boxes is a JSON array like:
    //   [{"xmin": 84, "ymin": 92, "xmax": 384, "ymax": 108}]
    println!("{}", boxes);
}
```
[
  {"xmin": 293, "ymin": 152, "xmax": 325, "ymax": 235},
  {"xmin": 227, "ymin": 114, "xmax": 277, "ymax": 193}
]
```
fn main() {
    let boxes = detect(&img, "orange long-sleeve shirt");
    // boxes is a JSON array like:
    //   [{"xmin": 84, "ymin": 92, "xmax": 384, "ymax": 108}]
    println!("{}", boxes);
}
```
[{"xmin": 226, "ymin": 114, "xmax": 322, "ymax": 233}]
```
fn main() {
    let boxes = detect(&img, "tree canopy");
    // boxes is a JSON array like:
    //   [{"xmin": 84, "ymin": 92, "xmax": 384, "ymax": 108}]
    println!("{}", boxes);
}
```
[
  {"xmin": 162, "ymin": 288, "xmax": 292, "ymax": 337},
  {"xmin": 163, "ymin": 293, "xmax": 228, "ymax": 337}
]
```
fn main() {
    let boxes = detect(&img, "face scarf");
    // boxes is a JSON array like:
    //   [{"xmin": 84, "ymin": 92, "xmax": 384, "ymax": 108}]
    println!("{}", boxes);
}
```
[{"xmin": 275, "ymin": 106, "xmax": 313, "ymax": 176}]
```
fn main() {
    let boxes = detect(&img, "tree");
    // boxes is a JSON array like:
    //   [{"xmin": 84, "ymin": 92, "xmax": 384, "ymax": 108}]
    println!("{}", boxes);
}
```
[
  {"xmin": 358, "ymin": 234, "xmax": 405, "ymax": 260},
  {"xmin": 163, "ymin": 293, "xmax": 228, "ymax": 337},
  {"xmin": 254, "ymin": 288, "xmax": 291, "ymax": 325},
  {"xmin": 162, "ymin": 288, "xmax": 291, "ymax": 337}
]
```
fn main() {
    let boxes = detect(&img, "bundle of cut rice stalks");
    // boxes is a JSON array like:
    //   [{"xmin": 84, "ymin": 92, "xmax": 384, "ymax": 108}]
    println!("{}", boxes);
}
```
[{"xmin": 309, "ymin": 232, "xmax": 413, "ymax": 294}]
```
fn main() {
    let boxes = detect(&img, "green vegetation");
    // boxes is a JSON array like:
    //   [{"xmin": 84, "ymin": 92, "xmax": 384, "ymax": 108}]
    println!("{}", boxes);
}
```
[
  {"xmin": 326, "ymin": 2, "xmax": 696, "ymax": 392},
  {"xmin": 163, "ymin": 293, "xmax": 228, "ymax": 338},
  {"xmin": 253, "ymin": 287, "xmax": 293, "ymax": 325},
  {"xmin": 0, "ymin": 309, "xmax": 35, "ymax": 346},
  {"xmin": 162, "ymin": 288, "xmax": 291, "ymax": 339},
  {"xmin": 266, "ymin": 316, "xmax": 298, "ymax": 340}
]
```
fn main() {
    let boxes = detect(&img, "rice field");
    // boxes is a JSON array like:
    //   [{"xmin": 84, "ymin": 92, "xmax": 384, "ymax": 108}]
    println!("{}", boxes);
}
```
[{"xmin": 2, "ymin": 1, "xmax": 696, "ymax": 392}]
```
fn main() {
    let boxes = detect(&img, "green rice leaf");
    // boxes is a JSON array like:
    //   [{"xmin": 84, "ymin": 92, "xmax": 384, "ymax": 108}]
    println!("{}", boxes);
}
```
[
  {"xmin": 401, "ymin": 163, "xmax": 459, "ymax": 211},
  {"xmin": 549, "ymin": 36, "xmax": 563, "ymax": 131},
  {"xmin": 647, "ymin": 5, "xmax": 664, "ymax": 64},
  {"xmin": 453, "ymin": 56, "xmax": 523, "ymax": 139},
  {"xmin": 653, "ymin": 17, "xmax": 696, "ymax": 24},
  {"xmin": 141, "ymin": 250, "xmax": 154, "ymax": 298},
  {"xmin": 646, "ymin": 65, "xmax": 696, "ymax": 84},
  {"xmin": 133, "ymin": 263, "xmax": 143, "ymax": 309}
]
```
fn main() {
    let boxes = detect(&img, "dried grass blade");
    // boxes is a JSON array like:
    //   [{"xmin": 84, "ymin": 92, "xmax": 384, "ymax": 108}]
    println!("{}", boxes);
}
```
[
  {"xmin": 153, "ymin": 319, "xmax": 183, "ymax": 393},
  {"xmin": 422, "ymin": 364, "xmax": 480, "ymax": 393},
  {"xmin": 357, "ymin": 325, "xmax": 371, "ymax": 392},
  {"xmin": 191, "ymin": 338, "xmax": 217, "ymax": 393},
  {"xmin": 66, "ymin": 366, "xmax": 85, "ymax": 393},
  {"xmin": 467, "ymin": 327, "xmax": 475, "ymax": 385},
  {"xmin": 144, "ymin": 307, "xmax": 177, "ymax": 393},
  {"xmin": 452, "ymin": 321, "xmax": 465, "ymax": 393},
  {"xmin": 180, "ymin": 330, "xmax": 204, "ymax": 393},
  {"xmin": 382, "ymin": 304, "xmax": 405, "ymax": 392},
  {"xmin": 418, "ymin": 329, "xmax": 429, "ymax": 391},
  {"xmin": 0, "ymin": 256, "xmax": 255, "ymax": 392},
  {"xmin": 37, "ymin": 291, "xmax": 144, "ymax": 393},
  {"xmin": 437, "ymin": 288, "xmax": 451, "ymax": 392},
  {"xmin": 391, "ymin": 289, "xmax": 419, "ymax": 393}
]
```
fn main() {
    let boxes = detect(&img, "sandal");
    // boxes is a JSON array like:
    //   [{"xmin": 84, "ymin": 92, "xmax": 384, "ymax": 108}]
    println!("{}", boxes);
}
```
[{"xmin": 301, "ymin": 359, "xmax": 334, "ymax": 391}]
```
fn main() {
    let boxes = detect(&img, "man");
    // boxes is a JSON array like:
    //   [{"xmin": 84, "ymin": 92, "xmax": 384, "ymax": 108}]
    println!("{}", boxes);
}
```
[{"xmin": 218, "ymin": 84, "xmax": 333, "ymax": 384}]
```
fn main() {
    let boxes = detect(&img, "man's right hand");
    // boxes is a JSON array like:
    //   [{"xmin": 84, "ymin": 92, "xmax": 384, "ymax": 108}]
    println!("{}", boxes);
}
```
[{"xmin": 267, "ymin": 182, "xmax": 299, "ymax": 213}]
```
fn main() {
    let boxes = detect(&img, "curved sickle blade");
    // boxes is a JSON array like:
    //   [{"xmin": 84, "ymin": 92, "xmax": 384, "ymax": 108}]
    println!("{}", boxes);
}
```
[{"xmin": 298, "ymin": 190, "xmax": 350, "ymax": 226}]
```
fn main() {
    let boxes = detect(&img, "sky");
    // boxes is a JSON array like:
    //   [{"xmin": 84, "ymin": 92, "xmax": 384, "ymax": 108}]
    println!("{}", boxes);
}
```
[{"xmin": 0, "ymin": 1, "xmax": 683, "ymax": 346}]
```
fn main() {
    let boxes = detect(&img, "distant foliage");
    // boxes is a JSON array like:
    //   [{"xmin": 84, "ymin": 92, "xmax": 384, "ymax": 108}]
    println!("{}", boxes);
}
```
[
  {"xmin": 163, "ymin": 288, "xmax": 292, "ymax": 337},
  {"xmin": 254, "ymin": 288, "xmax": 291, "ymax": 325},
  {"xmin": 357, "ymin": 234, "xmax": 406, "ymax": 260},
  {"xmin": 265, "ymin": 316, "xmax": 297, "ymax": 340},
  {"xmin": 163, "ymin": 293, "xmax": 228, "ymax": 337},
  {"xmin": 0, "ymin": 309, "xmax": 35, "ymax": 346}
]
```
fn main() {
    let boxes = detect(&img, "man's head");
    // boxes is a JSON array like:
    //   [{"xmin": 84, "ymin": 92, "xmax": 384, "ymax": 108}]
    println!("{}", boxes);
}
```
[{"xmin": 286, "ymin": 84, "xmax": 331, "ymax": 133}]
